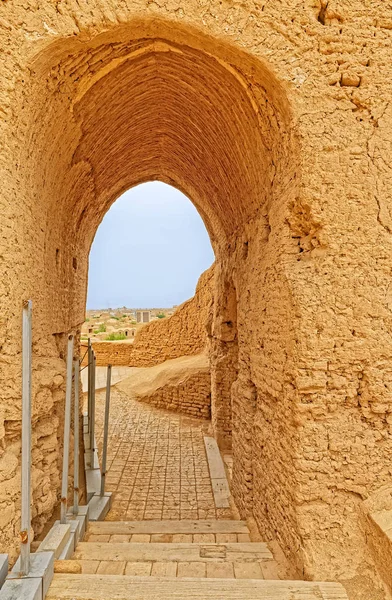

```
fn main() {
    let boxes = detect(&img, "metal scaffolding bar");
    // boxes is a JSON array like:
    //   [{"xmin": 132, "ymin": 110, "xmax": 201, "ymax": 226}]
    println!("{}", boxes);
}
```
[
  {"xmin": 20, "ymin": 300, "xmax": 32, "ymax": 576},
  {"xmin": 60, "ymin": 334, "xmax": 74, "ymax": 524},
  {"xmin": 100, "ymin": 365, "xmax": 112, "ymax": 497},
  {"xmin": 73, "ymin": 358, "xmax": 80, "ymax": 515}
]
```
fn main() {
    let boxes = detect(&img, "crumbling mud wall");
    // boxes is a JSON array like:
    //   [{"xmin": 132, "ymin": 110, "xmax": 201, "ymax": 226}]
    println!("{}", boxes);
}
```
[
  {"xmin": 82, "ymin": 265, "xmax": 214, "ymax": 367},
  {"xmin": 1, "ymin": 3, "xmax": 392, "ymax": 597},
  {"xmin": 117, "ymin": 354, "xmax": 211, "ymax": 419}
]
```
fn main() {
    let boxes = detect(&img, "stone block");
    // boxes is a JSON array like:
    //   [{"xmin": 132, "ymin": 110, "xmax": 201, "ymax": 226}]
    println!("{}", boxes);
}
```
[
  {"xmin": 36, "ymin": 524, "xmax": 71, "ymax": 559},
  {"xmin": 0, "ymin": 555, "xmax": 8, "ymax": 589},
  {"xmin": 67, "ymin": 505, "xmax": 89, "ymax": 542},
  {"xmin": 54, "ymin": 519, "xmax": 80, "ymax": 558},
  {"xmin": 88, "ymin": 493, "xmax": 112, "ymax": 521},
  {"xmin": 9, "ymin": 551, "xmax": 54, "ymax": 598},
  {"xmin": 86, "ymin": 469, "xmax": 101, "ymax": 502},
  {"xmin": 0, "ymin": 578, "xmax": 42, "ymax": 600}
]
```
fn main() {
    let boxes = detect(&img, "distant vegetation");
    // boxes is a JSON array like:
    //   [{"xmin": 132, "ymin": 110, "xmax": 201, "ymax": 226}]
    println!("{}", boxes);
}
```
[
  {"xmin": 94, "ymin": 323, "xmax": 106, "ymax": 334},
  {"xmin": 157, "ymin": 313, "xmax": 166, "ymax": 319},
  {"xmin": 105, "ymin": 332, "xmax": 127, "ymax": 341}
]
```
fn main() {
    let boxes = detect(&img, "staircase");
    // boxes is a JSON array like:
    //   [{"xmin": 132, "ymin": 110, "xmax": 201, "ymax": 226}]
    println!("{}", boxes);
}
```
[{"xmin": 46, "ymin": 519, "xmax": 348, "ymax": 599}]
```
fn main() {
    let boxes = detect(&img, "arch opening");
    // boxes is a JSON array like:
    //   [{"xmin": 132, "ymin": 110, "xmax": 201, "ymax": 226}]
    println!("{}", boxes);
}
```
[
  {"xmin": 24, "ymin": 19, "xmax": 296, "ymax": 338},
  {"xmin": 83, "ymin": 180, "xmax": 216, "ymax": 371},
  {"xmin": 86, "ymin": 181, "xmax": 215, "ymax": 311},
  {"xmin": 9, "ymin": 17, "xmax": 301, "ymax": 571}
]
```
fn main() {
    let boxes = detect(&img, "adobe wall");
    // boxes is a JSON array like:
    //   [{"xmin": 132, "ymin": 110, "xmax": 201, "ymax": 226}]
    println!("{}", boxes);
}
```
[
  {"xmin": 82, "ymin": 265, "xmax": 214, "ymax": 367},
  {"xmin": 117, "ymin": 354, "xmax": 211, "ymax": 419},
  {"xmin": 0, "ymin": 2, "xmax": 392, "ymax": 596}
]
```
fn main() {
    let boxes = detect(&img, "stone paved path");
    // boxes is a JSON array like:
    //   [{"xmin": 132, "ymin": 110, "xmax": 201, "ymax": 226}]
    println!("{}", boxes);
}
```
[{"xmin": 93, "ymin": 388, "xmax": 232, "ymax": 521}]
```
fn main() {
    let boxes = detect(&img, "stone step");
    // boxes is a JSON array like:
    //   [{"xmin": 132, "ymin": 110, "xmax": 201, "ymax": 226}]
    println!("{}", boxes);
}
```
[
  {"xmin": 77, "ymin": 557, "xmax": 276, "ymax": 578},
  {"xmin": 46, "ymin": 574, "xmax": 349, "ymax": 600},
  {"xmin": 73, "ymin": 542, "xmax": 273, "ymax": 563},
  {"xmin": 85, "ymin": 531, "xmax": 250, "ymax": 544},
  {"xmin": 87, "ymin": 520, "xmax": 249, "ymax": 536}
]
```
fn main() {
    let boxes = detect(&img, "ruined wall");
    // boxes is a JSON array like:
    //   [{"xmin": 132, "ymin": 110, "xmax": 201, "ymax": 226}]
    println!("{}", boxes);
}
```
[
  {"xmin": 0, "ymin": 2, "xmax": 392, "ymax": 597},
  {"xmin": 117, "ymin": 354, "xmax": 211, "ymax": 419},
  {"xmin": 81, "ymin": 341, "xmax": 133, "ymax": 367},
  {"xmin": 82, "ymin": 265, "xmax": 214, "ymax": 367}
]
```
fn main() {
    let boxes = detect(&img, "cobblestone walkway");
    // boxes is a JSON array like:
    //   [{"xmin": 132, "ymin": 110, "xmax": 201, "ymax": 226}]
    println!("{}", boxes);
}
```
[{"xmin": 94, "ymin": 388, "xmax": 232, "ymax": 522}]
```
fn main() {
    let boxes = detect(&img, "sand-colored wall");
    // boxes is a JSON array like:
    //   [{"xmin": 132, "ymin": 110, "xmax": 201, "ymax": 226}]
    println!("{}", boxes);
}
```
[
  {"xmin": 117, "ymin": 354, "xmax": 211, "ymax": 419},
  {"xmin": 82, "ymin": 265, "xmax": 214, "ymax": 367},
  {"xmin": 0, "ymin": 3, "xmax": 392, "ymax": 596}
]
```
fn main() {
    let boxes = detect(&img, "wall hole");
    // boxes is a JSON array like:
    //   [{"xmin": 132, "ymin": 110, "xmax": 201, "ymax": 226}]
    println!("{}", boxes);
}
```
[{"xmin": 317, "ymin": 1, "xmax": 328, "ymax": 25}]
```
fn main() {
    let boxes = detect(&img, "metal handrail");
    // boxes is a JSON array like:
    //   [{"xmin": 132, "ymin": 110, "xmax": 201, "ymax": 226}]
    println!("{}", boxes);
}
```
[
  {"xmin": 100, "ymin": 365, "xmax": 112, "ymax": 497},
  {"xmin": 20, "ymin": 300, "xmax": 32, "ymax": 576},
  {"xmin": 73, "ymin": 358, "xmax": 80, "ymax": 515},
  {"xmin": 89, "ymin": 353, "xmax": 96, "ymax": 467},
  {"xmin": 60, "ymin": 334, "xmax": 74, "ymax": 524},
  {"xmin": 87, "ymin": 339, "xmax": 92, "ymax": 437}
]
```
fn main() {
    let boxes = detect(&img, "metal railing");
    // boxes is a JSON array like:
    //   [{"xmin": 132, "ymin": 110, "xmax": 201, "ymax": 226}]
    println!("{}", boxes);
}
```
[
  {"xmin": 87, "ymin": 338, "xmax": 93, "ymax": 458},
  {"xmin": 19, "ymin": 306, "xmax": 112, "ymax": 570},
  {"xmin": 20, "ymin": 300, "xmax": 32, "ymax": 576},
  {"xmin": 60, "ymin": 335, "xmax": 74, "ymax": 524},
  {"xmin": 100, "ymin": 365, "xmax": 112, "ymax": 497},
  {"xmin": 73, "ymin": 358, "xmax": 80, "ymax": 515},
  {"xmin": 90, "ymin": 353, "xmax": 96, "ymax": 467}
]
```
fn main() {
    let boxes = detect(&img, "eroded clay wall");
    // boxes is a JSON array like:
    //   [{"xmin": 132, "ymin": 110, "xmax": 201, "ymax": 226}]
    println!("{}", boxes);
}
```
[
  {"xmin": 83, "ymin": 265, "xmax": 214, "ymax": 367},
  {"xmin": 136, "ymin": 370, "xmax": 210, "ymax": 418},
  {"xmin": 117, "ymin": 354, "xmax": 211, "ymax": 419}
]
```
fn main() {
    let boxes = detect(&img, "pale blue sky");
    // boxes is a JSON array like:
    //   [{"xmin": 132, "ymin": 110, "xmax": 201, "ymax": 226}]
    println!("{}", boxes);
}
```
[{"xmin": 86, "ymin": 182, "xmax": 214, "ymax": 309}]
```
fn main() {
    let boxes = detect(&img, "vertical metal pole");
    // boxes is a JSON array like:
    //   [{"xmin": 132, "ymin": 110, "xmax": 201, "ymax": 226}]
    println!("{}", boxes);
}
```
[
  {"xmin": 100, "ymin": 365, "xmax": 112, "ymax": 497},
  {"xmin": 60, "ymin": 334, "xmax": 74, "ymax": 524},
  {"xmin": 89, "ymin": 353, "xmax": 96, "ymax": 467},
  {"xmin": 86, "ymin": 339, "xmax": 92, "ymax": 467},
  {"xmin": 20, "ymin": 300, "xmax": 32, "ymax": 576},
  {"xmin": 87, "ymin": 339, "xmax": 92, "ymax": 434},
  {"xmin": 73, "ymin": 358, "xmax": 80, "ymax": 515}
]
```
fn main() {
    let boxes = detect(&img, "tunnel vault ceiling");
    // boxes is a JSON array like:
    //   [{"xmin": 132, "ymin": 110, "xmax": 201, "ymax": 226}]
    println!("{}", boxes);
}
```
[
  {"xmin": 72, "ymin": 39, "xmax": 274, "ymax": 238},
  {"xmin": 28, "ymin": 22, "xmax": 296, "ymax": 249}
]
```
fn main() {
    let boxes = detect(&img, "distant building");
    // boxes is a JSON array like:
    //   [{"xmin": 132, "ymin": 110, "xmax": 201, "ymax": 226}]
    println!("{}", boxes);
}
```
[
  {"xmin": 136, "ymin": 310, "xmax": 151, "ymax": 324},
  {"xmin": 118, "ymin": 327, "xmax": 136, "ymax": 338}
]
